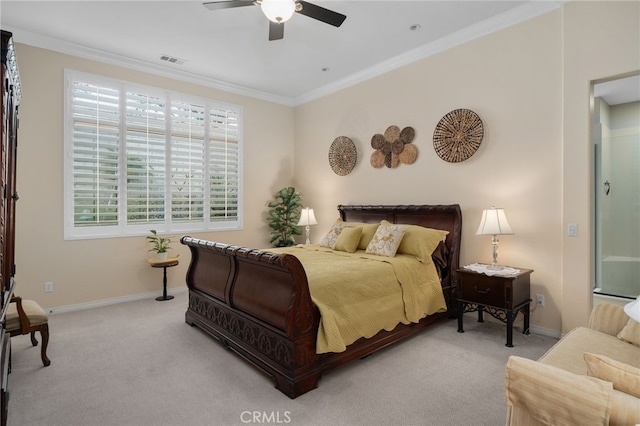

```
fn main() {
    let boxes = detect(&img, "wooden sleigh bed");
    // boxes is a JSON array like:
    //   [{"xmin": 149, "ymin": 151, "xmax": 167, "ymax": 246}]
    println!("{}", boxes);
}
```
[{"xmin": 181, "ymin": 204, "xmax": 462, "ymax": 398}]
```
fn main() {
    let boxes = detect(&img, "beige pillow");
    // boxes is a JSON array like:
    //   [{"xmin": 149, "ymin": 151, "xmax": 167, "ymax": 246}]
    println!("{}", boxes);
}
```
[
  {"xmin": 617, "ymin": 319, "xmax": 640, "ymax": 347},
  {"xmin": 584, "ymin": 353, "xmax": 640, "ymax": 398},
  {"xmin": 335, "ymin": 219, "xmax": 380, "ymax": 250},
  {"xmin": 365, "ymin": 222, "xmax": 407, "ymax": 257},
  {"xmin": 320, "ymin": 220, "xmax": 347, "ymax": 248},
  {"xmin": 332, "ymin": 226, "xmax": 362, "ymax": 253},
  {"xmin": 395, "ymin": 222, "xmax": 449, "ymax": 262}
]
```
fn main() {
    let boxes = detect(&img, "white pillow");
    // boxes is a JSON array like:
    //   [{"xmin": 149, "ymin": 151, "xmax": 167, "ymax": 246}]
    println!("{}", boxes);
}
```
[
  {"xmin": 365, "ymin": 222, "xmax": 408, "ymax": 257},
  {"xmin": 319, "ymin": 221, "xmax": 347, "ymax": 248}
]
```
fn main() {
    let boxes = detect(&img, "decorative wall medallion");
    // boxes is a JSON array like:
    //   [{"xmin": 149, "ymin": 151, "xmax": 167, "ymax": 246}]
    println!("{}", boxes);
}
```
[
  {"xmin": 433, "ymin": 109, "xmax": 484, "ymax": 163},
  {"xmin": 370, "ymin": 125, "xmax": 417, "ymax": 168},
  {"xmin": 328, "ymin": 136, "xmax": 357, "ymax": 176}
]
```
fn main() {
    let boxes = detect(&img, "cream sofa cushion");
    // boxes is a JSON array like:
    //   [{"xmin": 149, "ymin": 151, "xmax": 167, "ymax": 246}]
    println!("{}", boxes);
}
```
[
  {"xmin": 506, "ymin": 356, "xmax": 612, "ymax": 426},
  {"xmin": 538, "ymin": 327, "xmax": 639, "ymax": 375},
  {"xmin": 617, "ymin": 319, "xmax": 640, "ymax": 347},
  {"xmin": 584, "ymin": 353, "xmax": 640, "ymax": 398}
]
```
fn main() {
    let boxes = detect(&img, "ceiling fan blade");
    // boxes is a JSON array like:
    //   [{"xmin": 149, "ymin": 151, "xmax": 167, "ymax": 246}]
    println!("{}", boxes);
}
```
[
  {"xmin": 202, "ymin": 1, "xmax": 255, "ymax": 11},
  {"xmin": 269, "ymin": 21, "xmax": 284, "ymax": 41},
  {"xmin": 297, "ymin": 1, "xmax": 346, "ymax": 27}
]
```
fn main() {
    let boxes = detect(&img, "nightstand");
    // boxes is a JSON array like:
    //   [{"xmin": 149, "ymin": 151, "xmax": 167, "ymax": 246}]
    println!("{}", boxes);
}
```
[{"xmin": 456, "ymin": 266, "xmax": 533, "ymax": 347}]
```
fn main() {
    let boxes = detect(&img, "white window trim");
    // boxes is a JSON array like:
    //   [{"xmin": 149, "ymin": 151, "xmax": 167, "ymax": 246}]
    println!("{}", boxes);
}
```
[{"xmin": 63, "ymin": 69, "xmax": 243, "ymax": 240}]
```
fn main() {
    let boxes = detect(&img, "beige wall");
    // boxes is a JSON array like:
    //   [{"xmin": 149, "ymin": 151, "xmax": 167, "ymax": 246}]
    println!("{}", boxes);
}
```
[
  {"xmin": 293, "ymin": 2, "xmax": 639, "ymax": 334},
  {"xmin": 14, "ymin": 44, "xmax": 295, "ymax": 309},
  {"xmin": 293, "ymin": 10, "xmax": 563, "ymax": 333},
  {"xmin": 561, "ymin": 1, "xmax": 639, "ymax": 332},
  {"xmin": 11, "ymin": 1, "xmax": 640, "ymax": 335}
]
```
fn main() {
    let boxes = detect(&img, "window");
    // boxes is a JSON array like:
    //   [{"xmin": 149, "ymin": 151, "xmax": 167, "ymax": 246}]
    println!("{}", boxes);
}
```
[{"xmin": 64, "ymin": 70, "xmax": 243, "ymax": 240}]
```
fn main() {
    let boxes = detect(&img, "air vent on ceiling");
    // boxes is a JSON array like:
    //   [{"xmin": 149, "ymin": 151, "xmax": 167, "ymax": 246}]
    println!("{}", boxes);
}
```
[{"xmin": 160, "ymin": 54, "xmax": 187, "ymax": 65}]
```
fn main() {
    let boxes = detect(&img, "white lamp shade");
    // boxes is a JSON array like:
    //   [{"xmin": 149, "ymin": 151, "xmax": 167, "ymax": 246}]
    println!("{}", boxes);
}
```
[
  {"xmin": 261, "ymin": 0, "xmax": 296, "ymax": 23},
  {"xmin": 624, "ymin": 297, "xmax": 640, "ymax": 323},
  {"xmin": 476, "ymin": 207, "xmax": 513, "ymax": 235},
  {"xmin": 297, "ymin": 208, "xmax": 317, "ymax": 226}
]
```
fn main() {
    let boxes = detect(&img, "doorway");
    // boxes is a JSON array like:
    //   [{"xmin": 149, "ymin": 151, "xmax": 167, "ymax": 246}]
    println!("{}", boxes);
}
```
[{"xmin": 593, "ymin": 74, "xmax": 640, "ymax": 299}]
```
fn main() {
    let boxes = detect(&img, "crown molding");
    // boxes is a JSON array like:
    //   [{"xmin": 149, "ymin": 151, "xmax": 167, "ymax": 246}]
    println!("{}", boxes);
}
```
[
  {"xmin": 5, "ymin": 1, "xmax": 563, "ymax": 108},
  {"xmin": 5, "ymin": 26, "xmax": 295, "ymax": 107}
]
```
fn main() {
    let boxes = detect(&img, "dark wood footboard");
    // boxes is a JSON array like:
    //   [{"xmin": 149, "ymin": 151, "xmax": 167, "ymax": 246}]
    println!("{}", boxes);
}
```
[
  {"xmin": 182, "ymin": 204, "xmax": 462, "ymax": 398},
  {"xmin": 182, "ymin": 239, "xmax": 322, "ymax": 398}
]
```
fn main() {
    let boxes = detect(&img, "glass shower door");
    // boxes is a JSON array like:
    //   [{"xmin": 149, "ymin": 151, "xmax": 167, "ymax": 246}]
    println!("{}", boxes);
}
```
[{"xmin": 594, "ymin": 130, "xmax": 640, "ymax": 298}]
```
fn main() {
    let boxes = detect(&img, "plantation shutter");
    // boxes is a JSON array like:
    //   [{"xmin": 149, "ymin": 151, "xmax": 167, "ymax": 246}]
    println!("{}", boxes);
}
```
[
  {"xmin": 125, "ymin": 91, "xmax": 166, "ymax": 225},
  {"xmin": 65, "ymin": 70, "xmax": 243, "ymax": 239},
  {"xmin": 70, "ymin": 81, "xmax": 120, "ymax": 227},
  {"xmin": 170, "ymin": 100, "xmax": 206, "ymax": 223},
  {"xmin": 209, "ymin": 107, "xmax": 240, "ymax": 221}
]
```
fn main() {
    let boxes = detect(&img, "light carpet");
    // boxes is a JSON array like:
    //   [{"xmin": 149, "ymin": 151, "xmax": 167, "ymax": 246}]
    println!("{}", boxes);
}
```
[{"xmin": 7, "ymin": 290, "xmax": 557, "ymax": 426}]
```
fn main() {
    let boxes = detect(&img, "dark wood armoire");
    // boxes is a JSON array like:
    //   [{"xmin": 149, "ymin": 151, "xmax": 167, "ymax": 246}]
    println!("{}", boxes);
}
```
[{"xmin": 0, "ymin": 30, "xmax": 21, "ymax": 426}]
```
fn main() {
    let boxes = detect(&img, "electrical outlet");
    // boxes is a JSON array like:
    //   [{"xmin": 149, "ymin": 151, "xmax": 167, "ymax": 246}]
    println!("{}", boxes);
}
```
[
  {"xmin": 568, "ymin": 223, "xmax": 578, "ymax": 237},
  {"xmin": 44, "ymin": 282, "xmax": 53, "ymax": 293},
  {"xmin": 536, "ymin": 293, "xmax": 545, "ymax": 307}
]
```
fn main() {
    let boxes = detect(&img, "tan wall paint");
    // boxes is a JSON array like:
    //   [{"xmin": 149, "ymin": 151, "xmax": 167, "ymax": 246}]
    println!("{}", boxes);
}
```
[
  {"xmin": 293, "ymin": 2, "xmax": 639, "ymax": 334},
  {"xmin": 14, "ymin": 44, "xmax": 295, "ymax": 309},
  {"xmin": 293, "ymin": 11, "xmax": 563, "ymax": 332},
  {"xmin": 561, "ymin": 1, "xmax": 640, "ymax": 332}
]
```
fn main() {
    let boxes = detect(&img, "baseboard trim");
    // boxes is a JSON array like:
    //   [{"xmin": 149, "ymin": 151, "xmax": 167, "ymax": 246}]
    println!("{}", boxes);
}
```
[
  {"xmin": 47, "ymin": 286, "xmax": 188, "ymax": 315},
  {"xmin": 529, "ymin": 324, "xmax": 561, "ymax": 339}
]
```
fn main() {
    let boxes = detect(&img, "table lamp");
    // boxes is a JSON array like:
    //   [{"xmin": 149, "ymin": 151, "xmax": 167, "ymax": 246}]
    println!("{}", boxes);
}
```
[
  {"xmin": 476, "ymin": 206, "xmax": 513, "ymax": 270},
  {"xmin": 297, "ymin": 207, "xmax": 317, "ymax": 245}
]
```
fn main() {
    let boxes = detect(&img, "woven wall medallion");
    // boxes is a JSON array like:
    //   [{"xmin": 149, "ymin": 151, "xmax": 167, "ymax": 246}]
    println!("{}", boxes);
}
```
[
  {"xmin": 328, "ymin": 136, "xmax": 357, "ymax": 176},
  {"xmin": 433, "ymin": 109, "xmax": 484, "ymax": 163},
  {"xmin": 370, "ymin": 125, "xmax": 417, "ymax": 168}
]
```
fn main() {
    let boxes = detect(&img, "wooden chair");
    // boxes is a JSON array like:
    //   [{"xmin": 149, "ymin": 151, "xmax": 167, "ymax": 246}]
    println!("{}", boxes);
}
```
[{"xmin": 5, "ymin": 296, "xmax": 50, "ymax": 366}]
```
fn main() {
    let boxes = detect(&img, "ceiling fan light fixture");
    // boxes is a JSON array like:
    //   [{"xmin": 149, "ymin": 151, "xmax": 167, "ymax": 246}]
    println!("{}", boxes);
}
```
[{"xmin": 261, "ymin": 0, "xmax": 297, "ymax": 23}]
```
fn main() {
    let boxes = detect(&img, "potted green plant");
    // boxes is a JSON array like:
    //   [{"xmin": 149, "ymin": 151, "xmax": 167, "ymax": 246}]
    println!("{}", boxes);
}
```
[
  {"xmin": 267, "ymin": 186, "xmax": 302, "ymax": 247},
  {"xmin": 147, "ymin": 229, "xmax": 172, "ymax": 261}
]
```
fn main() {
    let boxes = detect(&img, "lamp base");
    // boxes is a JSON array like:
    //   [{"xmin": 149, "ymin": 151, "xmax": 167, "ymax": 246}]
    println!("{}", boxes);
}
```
[{"xmin": 486, "ymin": 264, "xmax": 504, "ymax": 270}]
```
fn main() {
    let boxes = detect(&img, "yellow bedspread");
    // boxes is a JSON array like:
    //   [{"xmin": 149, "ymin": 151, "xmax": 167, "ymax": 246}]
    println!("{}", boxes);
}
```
[{"xmin": 270, "ymin": 245, "xmax": 447, "ymax": 354}]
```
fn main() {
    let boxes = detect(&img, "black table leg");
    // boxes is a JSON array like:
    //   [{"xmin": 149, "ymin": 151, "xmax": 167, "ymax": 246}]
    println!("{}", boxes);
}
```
[
  {"xmin": 156, "ymin": 266, "xmax": 174, "ymax": 301},
  {"xmin": 523, "ymin": 303, "xmax": 530, "ymax": 335},
  {"xmin": 457, "ymin": 300, "xmax": 464, "ymax": 333},
  {"xmin": 506, "ymin": 310, "xmax": 514, "ymax": 347}
]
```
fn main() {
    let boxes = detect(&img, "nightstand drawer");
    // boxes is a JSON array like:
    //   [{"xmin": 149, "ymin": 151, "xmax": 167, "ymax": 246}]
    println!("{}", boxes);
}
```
[{"xmin": 459, "ymin": 276, "xmax": 506, "ymax": 307}]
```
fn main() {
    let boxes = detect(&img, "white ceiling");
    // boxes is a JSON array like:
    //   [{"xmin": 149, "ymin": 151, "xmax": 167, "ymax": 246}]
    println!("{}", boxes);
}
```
[
  {"xmin": 594, "ymin": 75, "xmax": 640, "ymax": 106},
  {"xmin": 1, "ymin": 0, "xmax": 564, "ymax": 105}
]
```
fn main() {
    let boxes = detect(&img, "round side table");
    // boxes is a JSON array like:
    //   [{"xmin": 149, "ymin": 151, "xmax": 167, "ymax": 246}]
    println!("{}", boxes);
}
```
[{"xmin": 148, "ymin": 256, "xmax": 180, "ymax": 301}]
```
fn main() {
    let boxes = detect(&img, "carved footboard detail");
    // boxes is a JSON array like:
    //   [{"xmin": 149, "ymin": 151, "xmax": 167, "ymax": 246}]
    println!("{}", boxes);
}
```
[
  {"xmin": 182, "ymin": 237, "xmax": 322, "ymax": 398},
  {"xmin": 188, "ymin": 291, "xmax": 296, "ymax": 368}
]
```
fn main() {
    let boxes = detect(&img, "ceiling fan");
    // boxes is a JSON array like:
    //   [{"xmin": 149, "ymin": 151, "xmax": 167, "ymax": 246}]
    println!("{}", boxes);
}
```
[{"xmin": 202, "ymin": 0, "xmax": 347, "ymax": 41}]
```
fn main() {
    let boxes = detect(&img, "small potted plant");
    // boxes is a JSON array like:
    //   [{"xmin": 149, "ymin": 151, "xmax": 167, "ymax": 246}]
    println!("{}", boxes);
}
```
[{"xmin": 147, "ymin": 229, "xmax": 171, "ymax": 261}]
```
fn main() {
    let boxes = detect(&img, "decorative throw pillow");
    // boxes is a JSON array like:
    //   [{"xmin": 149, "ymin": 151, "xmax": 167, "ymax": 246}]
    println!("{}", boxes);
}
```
[
  {"xmin": 319, "ymin": 220, "xmax": 347, "ymax": 248},
  {"xmin": 365, "ymin": 222, "xmax": 408, "ymax": 257},
  {"xmin": 617, "ymin": 319, "xmax": 640, "ymax": 347},
  {"xmin": 355, "ymin": 222, "xmax": 380, "ymax": 250},
  {"xmin": 332, "ymin": 226, "xmax": 362, "ymax": 253},
  {"xmin": 584, "ymin": 352, "xmax": 640, "ymax": 398},
  {"xmin": 396, "ymin": 223, "xmax": 449, "ymax": 262},
  {"xmin": 334, "ymin": 219, "xmax": 380, "ymax": 250}
]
